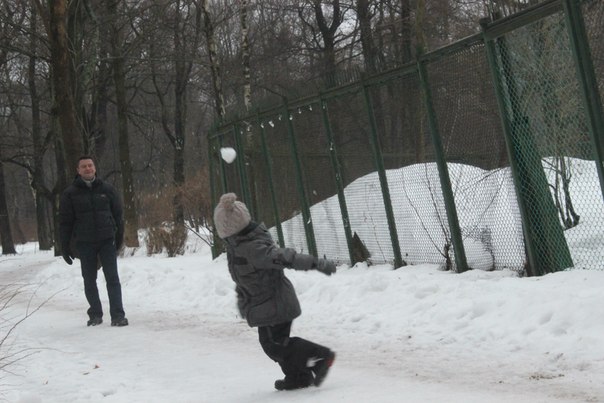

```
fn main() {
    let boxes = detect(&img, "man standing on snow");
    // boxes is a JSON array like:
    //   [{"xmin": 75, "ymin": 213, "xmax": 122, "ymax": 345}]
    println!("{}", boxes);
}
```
[
  {"xmin": 59, "ymin": 156, "xmax": 128, "ymax": 327},
  {"xmin": 213, "ymin": 192, "xmax": 336, "ymax": 391}
]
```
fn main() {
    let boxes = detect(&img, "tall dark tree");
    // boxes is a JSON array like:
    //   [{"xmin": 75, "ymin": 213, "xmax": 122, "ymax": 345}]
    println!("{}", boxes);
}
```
[
  {"xmin": 298, "ymin": 0, "xmax": 344, "ymax": 84},
  {"xmin": 357, "ymin": 0, "xmax": 380, "ymax": 73},
  {"xmin": 0, "ymin": 146, "xmax": 16, "ymax": 255},
  {"xmin": 33, "ymin": 0, "xmax": 83, "ymax": 180},
  {"xmin": 201, "ymin": 0, "xmax": 225, "ymax": 118},
  {"xmin": 28, "ymin": 4, "xmax": 54, "ymax": 250},
  {"xmin": 240, "ymin": 0, "xmax": 252, "ymax": 112},
  {"xmin": 149, "ymin": 0, "xmax": 203, "ymax": 224},
  {"xmin": 107, "ymin": 0, "xmax": 139, "ymax": 247}
]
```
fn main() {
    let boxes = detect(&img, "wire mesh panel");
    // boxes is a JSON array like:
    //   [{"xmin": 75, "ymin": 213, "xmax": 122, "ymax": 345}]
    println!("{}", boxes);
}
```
[
  {"xmin": 259, "ymin": 112, "xmax": 309, "ymax": 253},
  {"xmin": 426, "ymin": 39, "xmax": 525, "ymax": 272},
  {"xmin": 581, "ymin": 0, "xmax": 604, "ymax": 170},
  {"xmin": 582, "ymin": 0, "xmax": 604, "ymax": 98},
  {"xmin": 288, "ymin": 101, "xmax": 351, "ymax": 263},
  {"xmin": 208, "ymin": 0, "xmax": 604, "ymax": 272},
  {"xmin": 325, "ymin": 89, "xmax": 396, "ymax": 265},
  {"xmin": 242, "ymin": 124, "xmax": 278, "ymax": 233},
  {"xmin": 208, "ymin": 135, "xmax": 225, "ymax": 197},
  {"xmin": 366, "ymin": 74, "xmax": 455, "ymax": 269},
  {"xmin": 496, "ymin": 9, "xmax": 604, "ymax": 271},
  {"xmin": 220, "ymin": 128, "xmax": 246, "ymax": 198},
  {"xmin": 582, "ymin": 0, "xmax": 604, "ymax": 97}
]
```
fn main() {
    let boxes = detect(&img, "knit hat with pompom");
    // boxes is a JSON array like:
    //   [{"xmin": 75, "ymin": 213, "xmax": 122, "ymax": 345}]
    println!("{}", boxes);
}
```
[{"xmin": 213, "ymin": 193, "xmax": 251, "ymax": 239}]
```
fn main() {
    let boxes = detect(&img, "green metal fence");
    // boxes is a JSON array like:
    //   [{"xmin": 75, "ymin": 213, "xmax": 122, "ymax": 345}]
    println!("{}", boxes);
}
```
[{"xmin": 208, "ymin": 0, "xmax": 604, "ymax": 276}]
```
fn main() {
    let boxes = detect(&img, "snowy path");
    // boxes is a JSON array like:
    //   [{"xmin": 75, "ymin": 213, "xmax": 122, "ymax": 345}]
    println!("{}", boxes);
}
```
[{"xmin": 2, "ymin": 247, "xmax": 603, "ymax": 402}]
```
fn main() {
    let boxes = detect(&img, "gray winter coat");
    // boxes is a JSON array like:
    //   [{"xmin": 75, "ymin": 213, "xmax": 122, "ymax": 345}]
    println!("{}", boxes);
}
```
[{"xmin": 224, "ymin": 222, "xmax": 317, "ymax": 327}]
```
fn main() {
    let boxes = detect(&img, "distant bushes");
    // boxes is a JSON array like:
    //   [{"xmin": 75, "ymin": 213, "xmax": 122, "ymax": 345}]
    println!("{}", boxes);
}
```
[{"xmin": 139, "ymin": 171, "xmax": 213, "ymax": 257}]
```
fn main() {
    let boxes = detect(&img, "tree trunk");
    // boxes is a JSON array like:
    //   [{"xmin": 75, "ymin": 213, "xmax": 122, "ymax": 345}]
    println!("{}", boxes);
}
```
[
  {"xmin": 90, "ymin": 8, "xmax": 111, "ymax": 160},
  {"xmin": 201, "ymin": 0, "xmax": 225, "ymax": 118},
  {"xmin": 52, "ymin": 108, "xmax": 67, "ymax": 256},
  {"xmin": 172, "ymin": 3, "xmax": 187, "ymax": 225},
  {"xmin": 400, "ymin": 0, "xmax": 413, "ymax": 63},
  {"xmin": 241, "ymin": 0, "xmax": 251, "ymax": 112},
  {"xmin": 312, "ymin": 0, "xmax": 341, "ymax": 84},
  {"xmin": 48, "ymin": 0, "xmax": 83, "ymax": 177},
  {"xmin": 29, "ymin": 4, "xmax": 53, "ymax": 250},
  {"xmin": 108, "ymin": 0, "xmax": 139, "ymax": 247},
  {"xmin": 357, "ymin": 0, "xmax": 378, "ymax": 74},
  {"xmin": 0, "ymin": 150, "xmax": 16, "ymax": 255},
  {"xmin": 32, "ymin": 1, "xmax": 71, "ymax": 256}
]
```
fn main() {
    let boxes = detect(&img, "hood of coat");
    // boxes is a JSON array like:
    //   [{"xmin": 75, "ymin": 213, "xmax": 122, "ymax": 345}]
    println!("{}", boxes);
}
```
[{"xmin": 225, "ymin": 221, "xmax": 267, "ymax": 246}]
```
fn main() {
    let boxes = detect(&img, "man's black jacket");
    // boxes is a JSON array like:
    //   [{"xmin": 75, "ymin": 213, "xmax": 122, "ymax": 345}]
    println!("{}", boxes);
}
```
[{"xmin": 59, "ymin": 176, "xmax": 124, "ymax": 251}]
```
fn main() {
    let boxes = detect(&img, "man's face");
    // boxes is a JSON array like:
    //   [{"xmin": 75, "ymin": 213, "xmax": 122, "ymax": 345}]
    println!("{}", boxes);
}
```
[{"xmin": 77, "ymin": 159, "xmax": 96, "ymax": 181}]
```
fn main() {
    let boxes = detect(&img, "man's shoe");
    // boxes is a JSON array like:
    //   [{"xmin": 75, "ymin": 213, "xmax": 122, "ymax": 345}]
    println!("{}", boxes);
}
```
[
  {"xmin": 310, "ymin": 351, "xmax": 335, "ymax": 387},
  {"xmin": 274, "ymin": 373, "xmax": 313, "ymax": 391},
  {"xmin": 111, "ymin": 317, "xmax": 129, "ymax": 327},
  {"xmin": 87, "ymin": 317, "xmax": 103, "ymax": 326}
]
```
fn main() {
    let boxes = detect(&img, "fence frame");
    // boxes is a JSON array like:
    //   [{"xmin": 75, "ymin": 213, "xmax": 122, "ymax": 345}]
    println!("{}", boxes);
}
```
[{"xmin": 208, "ymin": 0, "xmax": 604, "ymax": 275}]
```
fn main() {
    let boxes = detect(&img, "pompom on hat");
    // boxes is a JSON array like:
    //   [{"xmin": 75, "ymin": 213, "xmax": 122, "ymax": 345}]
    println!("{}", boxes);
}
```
[{"xmin": 213, "ymin": 193, "xmax": 251, "ymax": 239}]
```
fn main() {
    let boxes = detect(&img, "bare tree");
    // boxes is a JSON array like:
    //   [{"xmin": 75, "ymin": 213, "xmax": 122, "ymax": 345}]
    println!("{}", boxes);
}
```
[
  {"xmin": 297, "ymin": 0, "xmax": 345, "ymax": 86},
  {"xmin": 356, "ymin": 0, "xmax": 383, "ymax": 74},
  {"xmin": 0, "ymin": 2, "xmax": 18, "ymax": 254},
  {"xmin": 240, "ymin": 0, "xmax": 252, "ymax": 112},
  {"xmin": 28, "ymin": 4, "xmax": 54, "ymax": 250},
  {"xmin": 147, "ymin": 0, "xmax": 203, "ymax": 225},
  {"xmin": 107, "ymin": 0, "xmax": 139, "ymax": 247},
  {"xmin": 33, "ymin": 0, "xmax": 83, "ymax": 180},
  {"xmin": 201, "ymin": 0, "xmax": 225, "ymax": 118},
  {"xmin": 0, "ymin": 152, "xmax": 16, "ymax": 255}
]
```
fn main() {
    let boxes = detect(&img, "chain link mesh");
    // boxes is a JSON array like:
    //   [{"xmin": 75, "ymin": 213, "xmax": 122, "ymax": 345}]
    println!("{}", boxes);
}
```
[
  {"xmin": 427, "ymin": 39, "xmax": 525, "ymax": 272},
  {"xmin": 583, "ymin": 0, "xmax": 604, "ymax": 98},
  {"xmin": 209, "ymin": 1, "xmax": 604, "ymax": 273},
  {"xmin": 495, "ymin": 9, "xmax": 604, "ymax": 271},
  {"xmin": 326, "ymin": 89, "xmax": 396, "ymax": 265}
]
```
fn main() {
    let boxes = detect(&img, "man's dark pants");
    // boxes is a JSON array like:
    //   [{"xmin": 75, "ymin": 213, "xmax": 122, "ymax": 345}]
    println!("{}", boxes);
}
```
[{"xmin": 77, "ymin": 238, "xmax": 125, "ymax": 321}]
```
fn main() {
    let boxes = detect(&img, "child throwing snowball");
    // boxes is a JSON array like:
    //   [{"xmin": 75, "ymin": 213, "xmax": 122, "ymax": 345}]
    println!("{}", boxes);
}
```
[{"xmin": 213, "ymin": 193, "xmax": 336, "ymax": 391}]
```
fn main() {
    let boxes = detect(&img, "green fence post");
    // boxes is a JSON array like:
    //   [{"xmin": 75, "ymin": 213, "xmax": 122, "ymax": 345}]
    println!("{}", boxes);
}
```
[
  {"xmin": 208, "ymin": 130, "xmax": 219, "ymax": 259},
  {"xmin": 209, "ymin": 125, "xmax": 229, "ymax": 259},
  {"xmin": 417, "ymin": 58, "xmax": 470, "ymax": 273},
  {"xmin": 562, "ymin": 0, "xmax": 604, "ymax": 202},
  {"xmin": 284, "ymin": 103, "xmax": 318, "ymax": 257},
  {"xmin": 257, "ymin": 114, "xmax": 285, "ymax": 247},
  {"xmin": 361, "ymin": 79, "xmax": 404, "ymax": 268},
  {"xmin": 481, "ymin": 20, "xmax": 573, "ymax": 276},
  {"xmin": 218, "ymin": 133, "xmax": 228, "ymax": 193},
  {"xmin": 319, "ymin": 97, "xmax": 356, "ymax": 265}
]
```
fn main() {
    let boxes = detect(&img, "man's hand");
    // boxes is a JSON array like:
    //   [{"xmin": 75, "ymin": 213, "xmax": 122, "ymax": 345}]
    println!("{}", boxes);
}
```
[
  {"xmin": 316, "ymin": 259, "xmax": 336, "ymax": 276},
  {"xmin": 62, "ymin": 252, "xmax": 73, "ymax": 265},
  {"xmin": 62, "ymin": 245, "xmax": 74, "ymax": 265}
]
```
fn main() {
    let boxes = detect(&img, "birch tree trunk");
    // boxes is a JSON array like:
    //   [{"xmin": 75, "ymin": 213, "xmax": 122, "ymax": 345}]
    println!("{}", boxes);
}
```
[
  {"xmin": 201, "ymin": 0, "xmax": 225, "ymax": 118},
  {"xmin": 240, "ymin": 0, "xmax": 251, "ymax": 112}
]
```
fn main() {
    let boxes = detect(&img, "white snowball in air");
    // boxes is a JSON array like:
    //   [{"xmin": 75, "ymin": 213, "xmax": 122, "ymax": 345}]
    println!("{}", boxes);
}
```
[{"xmin": 220, "ymin": 147, "xmax": 237, "ymax": 164}]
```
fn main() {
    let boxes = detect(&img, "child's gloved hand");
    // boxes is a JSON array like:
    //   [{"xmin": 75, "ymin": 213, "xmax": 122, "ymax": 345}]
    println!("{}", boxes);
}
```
[{"xmin": 316, "ymin": 259, "xmax": 336, "ymax": 276}]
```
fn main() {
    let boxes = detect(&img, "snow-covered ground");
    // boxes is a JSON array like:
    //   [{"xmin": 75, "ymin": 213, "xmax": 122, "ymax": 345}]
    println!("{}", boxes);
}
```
[{"xmin": 2, "ymin": 240, "xmax": 604, "ymax": 403}]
